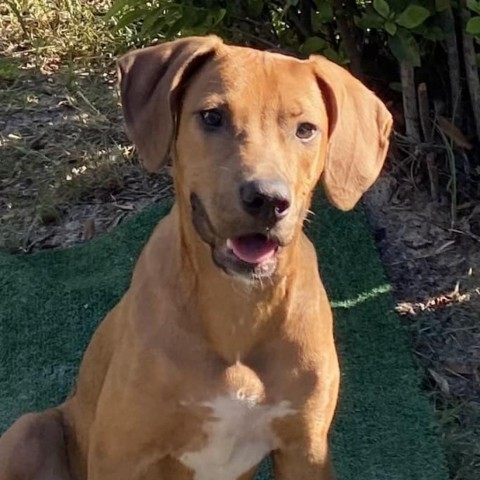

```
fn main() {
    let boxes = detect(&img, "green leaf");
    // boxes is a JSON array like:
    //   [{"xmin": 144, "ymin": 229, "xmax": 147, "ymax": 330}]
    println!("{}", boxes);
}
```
[
  {"xmin": 205, "ymin": 8, "xmax": 226, "ymax": 28},
  {"xmin": 0, "ymin": 58, "xmax": 20, "ymax": 81},
  {"xmin": 388, "ymin": 0, "xmax": 409, "ymax": 11},
  {"xmin": 317, "ymin": 2, "xmax": 334, "ymax": 21},
  {"xmin": 166, "ymin": 17, "xmax": 185, "ymax": 38},
  {"xmin": 388, "ymin": 30, "xmax": 421, "ymax": 66},
  {"xmin": 189, "ymin": 9, "xmax": 208, "ymax": 30},
  {"xmin": 312, "ymin": 2, "xmax": 334, "ymax": 30},
  {"xmin": 322, "ymin": 47, "xmax": 344, "ymax": 64},
  {"xmin": 385, "ymin": 21, "xmax": 397, "ymax": 35},
  {"xmin": 215, "ymin": 8, "xmax": 227, "ymax": 26},
  {"xmin": 139, "ymin": 8, "xmax": 165, "ymax": 36},
  {"xmin": 355, "ymin": 10, "xmax": 385, "ymax": 30},
  {"xmin": 182, "ymin": 6, "xmax": 200, "ymax": 28},
  {"xmin": 113, "ymin": 8, "xmax": 149, "ymax": 31},
  {"xmin": 373, "ymin": 0, "xmax": 391, "ymax": 18},
  {"xmin": 301, "ymin": 36, "xmax": 328, "ymax": 55},
  {"xmin": 311, "ymin": 12, "xmax": 325, "ymax": 31},
  {"xmin": 419, "ymin": 25, "xmax": 447, "ymax": 40},
  {"xmin": 247, "ymin": 0, "xmax": 264, "ymax": 18},
  {"xmin": 396, "ymin": 6, "xmax": 431, "ymax": 29},
  {"xmin": 466, "ymin": 16, "xmax": 480, "ymax": 35},
  {"xmin": 467, "ymin": 0, "xmax": 480, "ymax": 15},
  {"xmin": 435, "ymin": 0, "xmax": 450, "ymax": 12},
  {"xmin": 104, "ymin": 0, "xmax": 131, "ymax": 21}
]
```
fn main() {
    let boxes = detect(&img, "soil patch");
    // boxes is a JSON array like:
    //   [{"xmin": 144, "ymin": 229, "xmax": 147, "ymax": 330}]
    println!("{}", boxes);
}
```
[{"xmin": 365, "ymin": 172, "xmax": 480, "ymax": 480}]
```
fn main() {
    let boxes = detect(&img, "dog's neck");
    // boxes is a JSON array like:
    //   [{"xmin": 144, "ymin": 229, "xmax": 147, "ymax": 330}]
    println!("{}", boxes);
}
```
[{"xmin": 169, "ymin": 198, "xmax": 302, "ymax": 362}]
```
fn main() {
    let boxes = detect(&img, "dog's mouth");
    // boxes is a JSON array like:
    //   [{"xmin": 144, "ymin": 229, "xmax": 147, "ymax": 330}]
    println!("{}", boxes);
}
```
[
  {"xmin": 218, "ymin": 234, "xmax": 281, "ymax": 279},
  {"xmin": 226, "ymin": 234, "xmax": 279, "ymax": 265},
  {"xmin": 190, "ymin": 193, "xmax": 283, "ymax": 279}
]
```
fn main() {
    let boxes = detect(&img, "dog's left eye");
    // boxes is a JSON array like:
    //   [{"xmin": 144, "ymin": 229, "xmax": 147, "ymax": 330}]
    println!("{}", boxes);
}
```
[
  {"xmin": 200, "ymin": 109, "xmax": 223, "ymax": 128},
  {"xmin": 296, "ymin": 123, "xmax": 317, "ymax": 141}
]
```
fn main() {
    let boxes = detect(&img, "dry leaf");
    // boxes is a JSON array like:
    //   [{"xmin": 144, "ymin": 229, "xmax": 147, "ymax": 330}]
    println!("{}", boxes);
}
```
[
  {"xmin": 429, "ymin": 368, "xmax": 450, "ymax": 395},
  {"xmin": 115, "ymin": 204, "xmax": 134, "ymax": 211},
  {"xmin": 437, "ymin": 115, "xmax": 473, "ymax": 150}
]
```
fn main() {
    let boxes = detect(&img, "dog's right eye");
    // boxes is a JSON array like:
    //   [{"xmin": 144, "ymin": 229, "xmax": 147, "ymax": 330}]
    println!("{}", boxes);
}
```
[{"xmin": 200, "ymin": 109, "xmax": 223, "ymax": 128}]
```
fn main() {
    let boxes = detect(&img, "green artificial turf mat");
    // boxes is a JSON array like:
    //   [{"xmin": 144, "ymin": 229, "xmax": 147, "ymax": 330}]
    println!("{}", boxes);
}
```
[{"xmin": 0, "ymin": 195, "xmax": 449, "ymax": 479}]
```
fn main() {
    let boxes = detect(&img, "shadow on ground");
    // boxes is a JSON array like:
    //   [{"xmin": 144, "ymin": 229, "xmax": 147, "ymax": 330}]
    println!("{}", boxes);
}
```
[{"xmin": 0, "ymin": 57, "xmax": 171, "ymax": 252}]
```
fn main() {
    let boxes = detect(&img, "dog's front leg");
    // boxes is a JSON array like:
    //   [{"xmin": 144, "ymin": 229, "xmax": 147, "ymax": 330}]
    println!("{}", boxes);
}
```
[
  {"xmin": 88, "ymin": 449, "xmax": 194, "ymax": 480},
  {"xmin": 0, "ymin": 409, "xmax": 72, "ymax": 480},
  {"xmin": 273, "ymin": 438, "xmax": 335, "ymax": 480},
  {"xmin": 272, "ymin": 358, "xmax": 339, "ymax": 480}
]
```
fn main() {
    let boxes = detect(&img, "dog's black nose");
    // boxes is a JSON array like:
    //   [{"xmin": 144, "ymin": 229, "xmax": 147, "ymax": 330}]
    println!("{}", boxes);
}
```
[{"xmin": 239, "ymin": 179, "xmax": 291, "ymax": 222}]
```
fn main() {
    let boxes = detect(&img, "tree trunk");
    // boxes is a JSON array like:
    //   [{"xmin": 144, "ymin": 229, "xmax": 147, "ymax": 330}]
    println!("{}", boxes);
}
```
[
  {"xmin": 460, "ymin": 2, "xmax": 480, "ymax": 141},
  {"xmin": 400, "ymin": 61, "xmax": 421, "ymax": 143},
  {"xmin": 418, "ymin": 83, "xmax": 439, "ymax": 200},
  {"xmin": 441, "ymin": 5, "xmax": 463, "ymax": 127}
]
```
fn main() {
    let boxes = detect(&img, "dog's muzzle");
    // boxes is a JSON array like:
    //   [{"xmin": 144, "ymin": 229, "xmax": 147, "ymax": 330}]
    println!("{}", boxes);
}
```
[{"xmin": 190, "ymin": 193, "xmax": 282, "ymax": 279}]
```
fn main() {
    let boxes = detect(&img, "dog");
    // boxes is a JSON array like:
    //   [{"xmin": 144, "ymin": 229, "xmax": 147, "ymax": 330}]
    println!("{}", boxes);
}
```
[{"xmin": 0, "ymin": 35, "xmax": 392, "ymax": 480}]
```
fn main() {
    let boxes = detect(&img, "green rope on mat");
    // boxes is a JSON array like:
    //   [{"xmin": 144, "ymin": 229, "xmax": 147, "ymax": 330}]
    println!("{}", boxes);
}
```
[{"xmin": 0, "ymin": 194, "xmax": 449, "ymax": 480}]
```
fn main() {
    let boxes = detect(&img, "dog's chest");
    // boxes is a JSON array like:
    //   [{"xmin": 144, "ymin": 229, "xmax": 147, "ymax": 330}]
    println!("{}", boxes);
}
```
[{"xmin": 179, "ymin": 393, "xmax": 293, "ymax": 480}]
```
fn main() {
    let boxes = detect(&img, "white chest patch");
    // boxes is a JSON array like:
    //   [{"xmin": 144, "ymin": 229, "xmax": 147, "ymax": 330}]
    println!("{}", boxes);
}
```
[{"xmin": 180, "ymin": 393, "xmax": 294, "ymax": 480}]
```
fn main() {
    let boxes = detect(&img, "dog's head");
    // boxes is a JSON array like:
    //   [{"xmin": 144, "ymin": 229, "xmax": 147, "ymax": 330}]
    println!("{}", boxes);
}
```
[{"xmin": 118, "ymin": 36, "xmax": 392, "ymax": 280}]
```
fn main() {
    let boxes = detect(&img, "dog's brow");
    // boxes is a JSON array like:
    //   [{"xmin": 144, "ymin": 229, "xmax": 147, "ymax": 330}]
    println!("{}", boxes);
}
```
[
  {"xmin": 282, "ymin": 100, "xmax": 308, "ymax": 119},
  {"xmin": 288, "ymin": 110, "xmax": 305, "ymax": 118},
  {"xmin": 198, "ymin": 94, "xmax": 227, "ymax": 110}
]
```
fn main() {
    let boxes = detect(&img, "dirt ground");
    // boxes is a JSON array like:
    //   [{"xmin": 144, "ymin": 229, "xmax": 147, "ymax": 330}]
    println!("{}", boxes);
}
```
[
  {"xmin": 364, "ymin": 171, "xmax": 480, "ymax": 478},
  {"xmin": 1, "ymin": 5, "xmax": 479, "ymax": 478}
]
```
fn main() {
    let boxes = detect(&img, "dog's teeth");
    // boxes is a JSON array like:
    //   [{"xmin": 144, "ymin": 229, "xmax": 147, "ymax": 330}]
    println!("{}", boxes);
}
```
[{"xmin": 226, "ymin": 239, "xmax": 233, "ymax": 250}]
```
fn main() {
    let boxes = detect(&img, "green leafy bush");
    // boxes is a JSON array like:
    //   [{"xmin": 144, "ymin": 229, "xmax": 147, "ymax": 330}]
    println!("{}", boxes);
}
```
[{"xmin": 107, "ymin": 0, "xmax": 480, "ymax": 220}]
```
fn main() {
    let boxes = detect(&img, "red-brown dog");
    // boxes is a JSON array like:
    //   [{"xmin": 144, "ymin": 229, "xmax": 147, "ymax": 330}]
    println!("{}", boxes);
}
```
[{"xmin": 0, "ymin": 36, "xmax": 392, "ymax": 480}]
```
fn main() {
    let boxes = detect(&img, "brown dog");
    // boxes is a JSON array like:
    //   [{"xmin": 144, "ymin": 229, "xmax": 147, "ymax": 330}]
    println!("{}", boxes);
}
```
[{"xmin": 0, "ymin": 36, "xmax": 392, "ymax": 480}]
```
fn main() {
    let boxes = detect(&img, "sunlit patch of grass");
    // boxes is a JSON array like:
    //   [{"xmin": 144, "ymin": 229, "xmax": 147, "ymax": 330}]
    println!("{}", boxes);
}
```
[
  {"xmin": 0, "ymin": 1, "xmax": 147, "ymax": 251},
  {"xmin": 330, "ymin": 284, "xmax": 392, "ymax": 309},
  {"xmin": 0, "ymin": 63, "xmax": 135, "ymax": 250},
  {"xmin": 0, "ymin": 57, "xmax": 22, "ymax": 81},
  {"xmin": 1, "ymin": 1, "xmax": 120, "ymax": 69}
]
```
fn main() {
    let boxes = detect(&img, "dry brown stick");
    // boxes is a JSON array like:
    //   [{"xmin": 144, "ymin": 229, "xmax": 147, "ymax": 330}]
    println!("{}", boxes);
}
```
[
  {"xmin": 400, "ymin": 61, "xmax": 421, "ymax": 143},
  {"xmin": 425, "ymin": 152, "xmax": 439, "ymax": 201},
  {"xmin": 429, "ymin": 219, "xmax": 480, "ymax": 243},
  {"xmin": 460, "ymin": 2, "xmax": 480, "ymax": 141},
  {"xmin": 417, "ymin": 83, "xmax": 438, "ymax": 200},
  {"xmin": 417, "ymin": 83, "xmax": 433, "ymax": 141}
]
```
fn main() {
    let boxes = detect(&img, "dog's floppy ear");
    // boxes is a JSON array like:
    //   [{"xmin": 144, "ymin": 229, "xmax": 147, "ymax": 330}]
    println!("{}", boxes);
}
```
[
  {"xmin": 117, "ymin": 36, "xmax": 222, "ymax": 172},
  {"xmin": 311, "ymin": 56, "xmax": 393, "ymax": 211}
]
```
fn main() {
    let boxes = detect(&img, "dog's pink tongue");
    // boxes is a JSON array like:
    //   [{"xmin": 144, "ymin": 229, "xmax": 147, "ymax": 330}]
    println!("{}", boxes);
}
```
[{"xmin": 228, "ymin": 234, "xmax": 278, "ymax": 264}]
